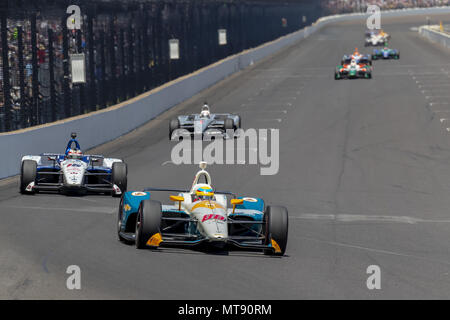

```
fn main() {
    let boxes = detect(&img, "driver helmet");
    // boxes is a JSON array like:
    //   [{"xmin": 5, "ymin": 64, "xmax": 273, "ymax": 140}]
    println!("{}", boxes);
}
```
[
  {"xmin": 200, "ymin": 104, "xmax": 210, "ymax": 118},
  {"xmin": 350, "ymin": 59, "xmax": 357, "ymax": 66},
  {"xmin": 67, "ymin": 149, "xmax": 82, "ymax": 160},
  {"xmin": 194, "ymin": 186, "xmax": 214, "ymax": 201}
]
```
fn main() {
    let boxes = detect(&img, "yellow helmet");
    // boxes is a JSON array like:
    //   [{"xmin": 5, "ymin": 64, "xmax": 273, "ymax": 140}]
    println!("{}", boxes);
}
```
[{"xmin": 195, "ymin": 186, "xmax": 214, "ymax": 198}]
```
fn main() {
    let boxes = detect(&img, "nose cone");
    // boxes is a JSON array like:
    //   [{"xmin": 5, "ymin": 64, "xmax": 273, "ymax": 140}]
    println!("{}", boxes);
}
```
[
  {"xmin": 192, "ymin": 201, "xmax": 228, "ymax": 240},
  {"xmin": 63, "ymin": 161, "xmax": 85, "ymax": 186}
]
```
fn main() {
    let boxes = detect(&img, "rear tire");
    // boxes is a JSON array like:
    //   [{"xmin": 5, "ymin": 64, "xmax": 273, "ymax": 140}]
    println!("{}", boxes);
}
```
[
  {"xmin": 224, "ymin": 118, "xmax": 234, "ymax": 131},
  {"xmin": 20, "ymin": 160, "xmax": 36, "ymax": 194},
  {"xmin": 135, "ymin": 200, "xmax": 162, "ymax": 249},
  {"xmin": 111, "ymin": 162, "xmax": 127, "ymax": 197},
  {"xmin": 169, "ymin": 118, "xmax": 180, "ymax": 140},
  {"xmin": 263, "ymin": 205, "xmax": 288, "ymax": 256},
  {"xmin": 235, "ymin": 115, "xmax": 242, "ymax": 129},
  {"xmin": 117, "ymin": 196, "xmax": 129, "ymax": 243}
]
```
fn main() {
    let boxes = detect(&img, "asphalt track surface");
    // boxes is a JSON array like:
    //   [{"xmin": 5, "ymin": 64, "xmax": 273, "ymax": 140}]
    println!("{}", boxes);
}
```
[{"xmin": 2, "ymin": 13, "xmax": 450, "ymax": 299}]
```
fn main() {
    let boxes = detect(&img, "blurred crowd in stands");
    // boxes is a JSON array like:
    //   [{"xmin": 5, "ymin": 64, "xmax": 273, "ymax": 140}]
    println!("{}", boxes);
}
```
[
  {"xmin": 1, "ymin": 0, "xmax": 449, "ymax": 124},
  {"xmin": 0, "ymin": 17, "xmax": 67, "ymax": 117},
  {"xmin": 322, "ymin": 0, "xmax": 450, "ymax": 14}
]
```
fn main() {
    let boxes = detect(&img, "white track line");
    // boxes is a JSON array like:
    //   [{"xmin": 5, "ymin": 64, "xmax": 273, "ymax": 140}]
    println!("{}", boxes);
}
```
[
  {"xmin": 290, "ymin": 213, "xmax": 450, "ymax": 224},
  {"xmin": 299, "ymin": 236, "xmax": 450, "ymax": 266}
]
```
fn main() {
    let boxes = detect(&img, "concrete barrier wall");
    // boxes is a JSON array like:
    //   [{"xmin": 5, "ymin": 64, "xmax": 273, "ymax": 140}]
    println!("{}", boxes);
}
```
[
  {"xmin": 418, "ymin": 25, "xmax": 450, "ymax": 48},
  {"xmin": 1, "ymin": 6, "xmax": 450, "ymax": 179}
]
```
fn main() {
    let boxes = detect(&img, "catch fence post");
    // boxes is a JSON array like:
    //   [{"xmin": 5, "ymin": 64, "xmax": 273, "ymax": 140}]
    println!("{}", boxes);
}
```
[
  {"xmin": 76, "ymin": 29, "xmax": 86, "ymax": 114},
  {"xmin": 61, "ymin": 14, "xmax": 72, "ymax": 118},
  {"xmin": 109, "ymin": 16, "xmax": 117, "ymax": 104},
  {"xmin": 87, "ymin": 8, "xmax": 96, "ymax": 111},
  {"xmin": 0, "ymin": 11, "xmax": 11, "ymax": 132},
  {"xmin": 47, "ymin": 28, "xmax": 57, "ymax": 122},
  {"xmin": 18, "ymin": 26, "xmax": 27, "ymax": 128},
  {"xmin": 119, "ymin": 28, "xmax": 126, "ymax": 101}
]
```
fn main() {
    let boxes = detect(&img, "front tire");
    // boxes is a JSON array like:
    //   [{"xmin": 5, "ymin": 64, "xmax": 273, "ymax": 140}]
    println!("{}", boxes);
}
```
[
  {"xmin": 135, "ymin": 200, "xmax": 162, "ymax": 249},
  {"xmin": 224, "ymin": 118, "xmax": 234, "ymax": 131},
  {"xmin": 263, "ymin": 206, "xmax": 288, "ymax": 256},
  {"xmin": 111, "ymin": 162, "xmax": 127, "ymax": 197},
  {"xmin": 169, "ymin": 118, "xmax": 180, "ymax": 140},
  {"xmin": 20, "ymin": 160, "xmax": 37, "ymax": 194},
  {"xmin": 235, "ymin": 115, "xmax": 242, "ymax": 129}
]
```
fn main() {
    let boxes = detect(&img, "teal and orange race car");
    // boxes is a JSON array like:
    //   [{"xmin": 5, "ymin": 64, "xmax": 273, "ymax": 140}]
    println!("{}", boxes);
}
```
[{"xmin": 117, "ymin": 162, "xmax": 289, "ymax": 256}]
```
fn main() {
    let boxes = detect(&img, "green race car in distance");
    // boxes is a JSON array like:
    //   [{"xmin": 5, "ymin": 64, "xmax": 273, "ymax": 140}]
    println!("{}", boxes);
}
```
[{"xmin": 372, "ymin": 46, "xmax": 400, "ymax": 60}]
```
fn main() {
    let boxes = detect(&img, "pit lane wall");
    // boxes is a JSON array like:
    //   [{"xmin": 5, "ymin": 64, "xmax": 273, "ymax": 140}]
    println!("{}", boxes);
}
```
[
  {"xmin": 418, "ymin": 25, "xmax": 450, "ymax": 49},
  {"xmin": 1, "ymin": 7, "xmax": 450, "ymax": 179}
]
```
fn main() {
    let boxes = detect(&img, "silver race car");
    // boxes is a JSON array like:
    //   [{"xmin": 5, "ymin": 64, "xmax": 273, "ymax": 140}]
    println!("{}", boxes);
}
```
[
  {"xmin": 20, "ymin": 133, "xmax": 127, "ymax": 196},
  {"xmin": 169, "ymin": 103, "xmax": 241, "ymax": 140}
]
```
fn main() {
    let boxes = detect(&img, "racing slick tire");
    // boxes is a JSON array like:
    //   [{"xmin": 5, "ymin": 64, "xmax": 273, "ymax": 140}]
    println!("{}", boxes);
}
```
[
  {"xmin": 224, "ymin": 118, "xmax": 234, "ymax": 131},
  {"xmin": 117, "ymin": 196, "xmax": 132, "ymax": 243},
  {"xmin": 169, "ymin": 118, "xmax": 180, "ymax": 140},
  {"xmin": 135, "ymin": 200, "xmax": 162, "ymax": 249},
  {"xmin": 111, "ymin": 162, "xmax": 127, "ymax": 197},
  {"xmin": 20, "ymin": 160, "xmax": 37, "ymax": 194},
  {"xmin": 334, "ymin": 72, "xmax": 340, "ymax": 80},
  {"xmin": 235, "ymin": 115, "xmax": 242, "ymax": 129},
  {"xmin": 263, "ymin": 205, "xmax": 288, "ymax": 256}
]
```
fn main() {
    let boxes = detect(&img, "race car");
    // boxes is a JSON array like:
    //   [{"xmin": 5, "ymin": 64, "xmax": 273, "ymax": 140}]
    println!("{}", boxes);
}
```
[
  {"xmin": 335, "ymin": 59, "xmax": 372, "ymax": 80},
  {"xmin": 169, "ymin": 103, "xmax": 241, "ymax": 140},
  {"xmin": 365, "ymin": 29, "xmax": 390, "ymax": 46},
  {"xmin": 365, "ymin": 33, "xmax": 385, "ymax": 46},
  {"xmin": 341, "ymin": 48, "xmax": 372, "ymax": 65},
  {"xmin": 367, "ymin": 29, "xmax": 390, "ymax": 39},
  {"xmin": 378, "ymin": 30, "xmax": 391, "ymax": 41},
  {"xmin": 20, "ymin": 133, "xmax": 127, "ymax": 196},
  {"xmin": 372, "ymin": 45, "xmax": 400, "ymax": 60},
  {"xmin": 117, "ymin": 162, "xmax": 289, "ymax": 256}
]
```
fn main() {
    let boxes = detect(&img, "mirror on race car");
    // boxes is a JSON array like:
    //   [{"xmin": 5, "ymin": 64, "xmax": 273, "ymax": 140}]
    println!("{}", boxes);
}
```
[
  {"xmin": 231, "ymin": 199, "xmax": 244, "ymax": 205},
  {"xmin": 170, "ymin": 195, "xmax": 184, "ymax": 210},
  {"xmin": 230, "ymin": 198, "xmax": 244, "ymax": 214}
]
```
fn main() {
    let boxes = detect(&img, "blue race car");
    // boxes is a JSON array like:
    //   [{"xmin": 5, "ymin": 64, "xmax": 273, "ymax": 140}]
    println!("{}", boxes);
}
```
[
  {"xmin": 117, "ymin": 162, "xmax": 289, "ymax": 256},
  {"xmin": 372, "ymin": 45, "xmax": 400, "ymax": 60},
  {"xmin": 20, "ymin": 132, "xmax": 127, "ymax": 196}
]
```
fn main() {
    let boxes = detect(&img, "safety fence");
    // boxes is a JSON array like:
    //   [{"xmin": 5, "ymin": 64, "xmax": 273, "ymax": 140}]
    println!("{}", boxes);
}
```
[{"xmin": 0, "ymin": 0, "xmax": 323, "ymax": 132}]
